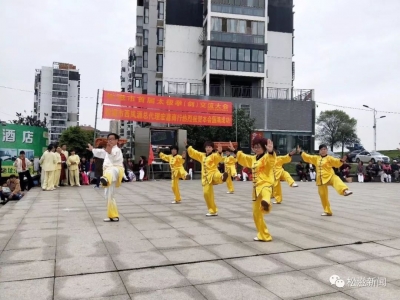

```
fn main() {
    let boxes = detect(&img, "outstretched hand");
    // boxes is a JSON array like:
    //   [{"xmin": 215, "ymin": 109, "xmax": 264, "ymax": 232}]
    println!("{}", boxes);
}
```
[
  {"xmin": 266, "ymin": 139, "xmax": 273, "ymax": 153},
  {"xmin": 182, "ymin": 151, "xmax": 186, "ymax": 159},
  {"xmin": 87, "ymin": 144, "xmax": 93, "ymax": 151},
  {"xmin": 184, "ymin": 139, "xmax": 188, "ymax": 146},
  {"xmin": 289, "ymin": 149, "xmax": 296, "ymax": 156},
  {"xmin": 296, "ymin": 145, "xmax": 302, "ymax": 153},
  {"xmin": 342, "ymin": 155, "xmax": 348, "ymax": 162},
  {"xmin": 228, "ymin": 141, "xmax": 235, "ymax": 151},
  {"xmin": 217, "ymin": 143, "xmax": 223, "ymax": 153}
]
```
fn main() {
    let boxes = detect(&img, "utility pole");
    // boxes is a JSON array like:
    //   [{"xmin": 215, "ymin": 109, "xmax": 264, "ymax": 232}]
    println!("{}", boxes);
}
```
[
  {"xmin": 362, "ymin": 105, "xmax": 386, "ymax": 151},
  {"xmin": 93, "ymin": 89, "xmax": 99, "ymax": 144},
  {"xmin": 235, "ymin": 104, "xmax": 238, "ymax": 143}
]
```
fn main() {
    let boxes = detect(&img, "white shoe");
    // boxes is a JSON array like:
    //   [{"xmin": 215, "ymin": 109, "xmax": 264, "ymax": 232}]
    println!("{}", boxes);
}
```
[
  {"xmin": 253, "ymin": 237, "xmax": 270, "ymax": 242},
  {"xmin": 272, "ymin": 201, "xmax": 281, "ymax": 204},
  {"xmin": 171, "ymin": 201, "xmax": 181, "ymax": 204},
  {"xmin": 291, "ymin": 183, "xmax": 298, "ymax": 187},
  {"xmin": 321, "ymin": 213, "xmax": 332, "ymax": 216},
  {"xmin": 226, "ymin": 191, "xmax": 234, "ymax": 194},
  {"xmin": 344, "ymin": 190, "xmax": 353, "ymax": 196},
  {"xmin": 206, "ymin": 213, "xmax": 218, "ymax": 217}
]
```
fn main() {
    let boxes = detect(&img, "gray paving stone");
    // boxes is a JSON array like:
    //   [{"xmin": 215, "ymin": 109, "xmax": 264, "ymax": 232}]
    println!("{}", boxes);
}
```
[
  {"xmin": 120, "ymin": 266, "xmax": 190, "ymax": 293},
  {"xmin": 0, "ymin": 260, "xmax": 54, "ymax": 282},
  {"xmin": 244, "ymin": 239, "xmax": 302, "ymax": 254},
  {"xmin": 176, "ymin": 261, "xmax": 245, "ymax": 284},
  {"xmin": 376, "ymin": 238, "xmax": 400, "ymax": 250},
  {"xmin": 347, "ymin": 243, "xmax": 400, "ymax": 258},
  {"xmin": 56, "ymin": 242, "xmax": 109, "ymax": 258},
  {"xmin": 149, "ymin": 237, "xmax": 199, "ymax": 249},
  {"xmin": 310, "ymin": 246, "xmax": 374, "ymax": 264},
  {"xmin": 54, "ymin": 273, "xmax": 127, "ymax": 300},
  {"xmin": 130, "ymin": 286, "xmax": 206, "ymax": 300},
  {"xmin": 205, "ymin": 242, "xmax": 262, "ymax": 259},
  {"xmin": 343, "ymin": 283, "xmax": 400, "ymax": 300},
  {"xmin": 56, "ymin": 254, "xmax": 117, "ymax": 276},
  {"xmin": 298, "ymin": 292, "xmax": 356, "ymax": 299},
  {"xmin": 345, "ymin": 258, "xmax": 400, "ymax": 281},
  {"xmin": 5, "ymin": 236, "xmax": 57, "ymax": 250},
  {"xmin": 195, "ymin": 278, "xmax": 280, "ymax": 300},
  {"xmin": 161, "ymin": 246, "xmax": 219, "ymax": 264},
  {"xmin": 271, "ymin": 250, "xmax": 337, "ymax": 270},
  {"xmin": 190, "ymin": 233, "xmax": 240, "ymax": 246},
  {"xmin": 0, "ymin": 247, "xmax": 55, "ymax": 263},
  {"xmin": 226, "ymin": 255, "xmax": 293, "ymax": 277},
  {"xmin": 104, "ymin": 239, "xmax": 156, "ymax": 254},
  {"xmin": 0, "ymin": 278, "xmax": 54, "ymax": 300},
  {"xmin": 111, "ymin": 250, "xmax": 170, "ymax": 270},
  {"xmin": 178, "ymin": 226, "xmax": 219, "ymax": 237},
  {"xmin": 253, "ymin": 271, "xmax": 336, "ymax": 300},
  {"xmin": 140, "ymin": 228, "xmax": 185, "ymax": 239},
  {"xmin": 84, "ymin": 296, "xmax": 131, "ymax": 300}
]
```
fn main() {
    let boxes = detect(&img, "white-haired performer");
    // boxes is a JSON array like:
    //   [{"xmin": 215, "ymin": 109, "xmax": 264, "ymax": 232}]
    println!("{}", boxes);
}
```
[{"xmin": 87, "ymin": 133, "xmax": 124, "ymax": 222}]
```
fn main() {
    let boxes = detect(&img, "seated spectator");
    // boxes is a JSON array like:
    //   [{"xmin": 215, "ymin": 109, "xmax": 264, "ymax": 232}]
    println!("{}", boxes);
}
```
[
  {"xmin": 305, "ymin": 163, "xmax": 316, "ymax": 181},
  {"xmin": 296, "ymin": 161, "xmax": 307, "ymax": 182},
  {"xmin": 383, "ymin": 162, "xmax": 392, "ymax": 183},
  {"xmin": 340, "ymin": 163, "xmax": 351, "ymax": 178},
  {"xmin": 365, "ymin": 161, "xmax": 377, "ymax": 181},
  {"xmin": 357, "ymin": 161, "xmax": 365, "ymax": 183},
  {"xmin": 1, "ymin": 175, "xmax": 23, "ymax": 203},
  {"xmin": 391, "ymin": 160, "xmax": 399, "ymax": 182},
  {"xmin": 376, "ymin": 161, "xmax": 386, "ymax": 183}
]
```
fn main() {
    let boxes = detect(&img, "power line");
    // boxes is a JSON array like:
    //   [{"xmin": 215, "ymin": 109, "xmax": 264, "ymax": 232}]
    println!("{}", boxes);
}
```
[{"xmin": 0, "ymin": 85, "xmax": 95, "ymax": 99}]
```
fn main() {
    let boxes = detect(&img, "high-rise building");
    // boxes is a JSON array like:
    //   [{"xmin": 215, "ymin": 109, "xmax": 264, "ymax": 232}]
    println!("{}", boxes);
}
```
[
  {"xmin": 131, "ymin": 0, "xmax": 315, "ymax": 153},
  {"xmin": 33, "ymin": 62, "xmax": 80, "ymax": 145}
]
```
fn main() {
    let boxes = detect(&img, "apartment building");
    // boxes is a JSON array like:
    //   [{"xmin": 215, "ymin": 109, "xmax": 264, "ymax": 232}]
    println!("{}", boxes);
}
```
[
  {"xmin": 33, "ymin": 62, "xmax": 80, "ymax": 145},
  {"xmin": 132, "ymin": 0, "xmax": 315, "ymax": 152}
]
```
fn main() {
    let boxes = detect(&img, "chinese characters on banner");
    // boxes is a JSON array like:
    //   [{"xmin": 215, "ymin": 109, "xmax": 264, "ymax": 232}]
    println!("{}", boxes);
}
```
[
  {"xmin": 102, "ymin": 105, "xmax": 232, "ymax": 127},
  {"xmin": 2, "ymin": 129, "xmax": 34, "ymax": 144},
  {"xmin": 101, "ymin": 90, "xmax": 233, "ymax": 126}
]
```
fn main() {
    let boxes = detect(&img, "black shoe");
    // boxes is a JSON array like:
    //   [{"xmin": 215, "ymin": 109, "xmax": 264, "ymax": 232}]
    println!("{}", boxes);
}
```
[
  {"xmin": 222, "ymin": 172, "xmax": 228, "ymax": 182},
  {"xmin": 261, "ymin": 200, "xmax": 270, "ymax": 212},
  {"xmin": 100, "ymin": 177, "xmax": 108, "ymax": 186}
]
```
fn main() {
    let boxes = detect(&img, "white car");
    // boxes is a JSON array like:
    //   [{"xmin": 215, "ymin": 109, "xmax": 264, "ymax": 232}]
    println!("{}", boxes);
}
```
[{"xmin": 355, "ymin": 151, "xmax": 390, "ymax": 163}]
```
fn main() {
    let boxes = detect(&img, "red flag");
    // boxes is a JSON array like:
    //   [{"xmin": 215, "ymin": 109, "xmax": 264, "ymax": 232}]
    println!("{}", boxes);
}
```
[{"xmin": 148, "ymin": 144, "xmax": 154, "ymax": 165}]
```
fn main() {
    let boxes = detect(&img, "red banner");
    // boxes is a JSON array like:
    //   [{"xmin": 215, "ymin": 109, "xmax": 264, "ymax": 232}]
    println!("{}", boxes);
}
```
[
  {"xmin": 102, "ymin": 90, "xmax": 232, "ymax": 114},
  {"xmin": 102, "ymin": 105, "xmax": 232, "ymax": 126}
]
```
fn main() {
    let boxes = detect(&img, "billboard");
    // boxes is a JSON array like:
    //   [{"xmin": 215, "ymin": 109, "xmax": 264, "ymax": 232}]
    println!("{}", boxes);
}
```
[
  {"xmin": 102, "ymin": 90, "xmax": 233, "ymax": 126},
  {"xmin": 0, "ymin": 124, "xmax": 49, "ymax": 177}
]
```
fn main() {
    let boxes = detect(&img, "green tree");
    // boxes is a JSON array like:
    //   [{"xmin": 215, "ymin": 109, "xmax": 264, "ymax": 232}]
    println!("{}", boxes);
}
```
[
  {"xmin": 316, "ymin": 110, "xmax": 359, "ymax": 152},
  {"xmin": 181, "ymin": 108, "xmax": 255, "ymax": 150},
  {"xmin": 58, "ymin": 126, "xmax": 94, "ymax": 156},
  {"xmin": 11, "ymin": 112, "xmax": 47, "ymax": 128}
]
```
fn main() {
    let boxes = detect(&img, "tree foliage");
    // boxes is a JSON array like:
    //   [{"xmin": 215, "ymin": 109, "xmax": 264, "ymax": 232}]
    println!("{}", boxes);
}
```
[
  {"xmin": 11, "ymin": 112, "xmax": 47, "ymax": 128},
  {"xmin": 58, "ymin": 126, "xmax": 94, "ymax": 156},
  {"xmin": 181, "ymin": 108, "xmax": 255, "ymax": 150},
  {"xmin": 316, "ymin": 110, "xmax": 360, "ymax": 153}
]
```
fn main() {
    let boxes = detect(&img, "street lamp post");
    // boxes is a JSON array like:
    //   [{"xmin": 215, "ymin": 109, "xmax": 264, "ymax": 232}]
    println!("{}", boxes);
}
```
[{"xmin": 363, "ymin": 105, "xmax": 386, "ymax": 151}]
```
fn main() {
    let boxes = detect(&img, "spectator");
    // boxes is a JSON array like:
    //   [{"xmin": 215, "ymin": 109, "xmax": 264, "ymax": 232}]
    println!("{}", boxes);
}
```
[
  {"xmin": 391, "ymin": 160, "xmax": 399, "ymax": 182},
  {"xmin": 383, "ymin": 162, "xmax": 392, "ymax": 183},
  {"xmin": 365, "ymin": 161, "xmax": 376, "ymax": 181},
  {"xmin": 357, "ymin": 161, "xmax": 365, "ymax": 183},
  {"xmin": 296, "ymin": 161, "xmax": 307, "ymax": 182},
  {"xmin": 1, "ymin": 175, "xmax": 23, "ymax": 203},
  {"xmin": 13, "ymin": 150, "xmax": 33, "ymax": 191},
  {"xmin": 340, "ymin": 162, "xmax": 351, "ymax": 178},
  {"xmin": 376, "ymin": 161, "xmax": 386, "ymax": 183},
  {"xmin": 187, "ymin": 158, "xmax": 194, "ymax": 180},
  {"xmin": 138, "ymin": 156, "xmax": 147, "ymax": 181}
]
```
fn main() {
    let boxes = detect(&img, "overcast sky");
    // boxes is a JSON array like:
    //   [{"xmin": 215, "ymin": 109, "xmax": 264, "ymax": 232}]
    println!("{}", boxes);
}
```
[{"xmin": 0, "ymin": 0, "xmax": 399, "ymax": 151}]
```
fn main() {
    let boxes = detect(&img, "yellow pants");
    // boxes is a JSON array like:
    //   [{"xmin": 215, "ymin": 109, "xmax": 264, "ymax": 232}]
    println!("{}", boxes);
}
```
[
  {"xmin": 226, "ymin": 174, "xmax": 234, "ymax": 193},
  {"xmin": 273, "ymin": 171, "xmax": 295, "ymax": 203},
  {"xmin": 42, "ymin": 171, "xmax": 55, "ymax": 190},
  {"xmin": 69, "ymin": 169, "xmax": 80, "ymax": 186},
  {"xmin": 203, "ymin": 172, "xmax": 224, "ymax": 214},
  {"xmin": 62, "ymin": 167, "xmax": 69, "ymax": 185},
  {"xmin": 253, "ymin": 187, "xmax": 273, "ymax": 241},
  {"xmin": 103, "ymin": 166, "xmax": 124, "ymax": 218},
  {"xmin": 171, "ymin": 169, "xmax": 188, "ymax": 202},
  {"xmin": 54, "ymin": 169, "xmax": 61, "ymax": 187},
  {"xmin": 317, "ymin": 175, "xmax": 349, "ymax": 215}
]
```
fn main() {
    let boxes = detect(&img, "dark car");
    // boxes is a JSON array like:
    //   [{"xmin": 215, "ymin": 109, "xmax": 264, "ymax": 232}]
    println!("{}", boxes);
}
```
[{"xmin": 347, "ymin": 150, "xmax": 362, "ymax": 163}]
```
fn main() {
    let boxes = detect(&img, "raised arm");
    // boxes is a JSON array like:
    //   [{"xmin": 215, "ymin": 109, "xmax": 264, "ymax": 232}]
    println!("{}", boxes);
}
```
[
  {"xmin": 187, "ymin": 146, "xmax": 204, "ymax": 163},
  {"xmin": 212, "ymin": 143, "xmax": 224, "ymax": 164},
  {"xmin": 235, "ymin": 151, "xmax": 254, "ymax": 168},
  {"xmin": 328, "ymin": 156, "xmax": 345, "ymax": 168},
  {"xmin": 159, "ymin": 152, "xmax": 171, "ymax": 163}
]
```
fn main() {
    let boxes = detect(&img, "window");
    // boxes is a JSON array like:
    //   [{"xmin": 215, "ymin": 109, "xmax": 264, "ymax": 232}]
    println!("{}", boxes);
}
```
[
  {"xmin": 156, "ymin": 81, "xmax": 163, "ymax": 95},
  {"xmin": 136, "ymin": 35, "xmax": 143, "ymax": 46},
  {"xmin": 143, "ymin": 30, "xmax": 149, "ymax": 45},
  {"xmin": 211, "ymin": 17, "xmax": 264, "ymax": 35},
  {"xmin": 137, "ymin": 16, "xmax": 143, "ymax": 26},
  {"xmin": 157, "ymin": 54, "xmax": 163, "ymax": 72},
  {"xmin": 143, "ymin": 73, "xmax": 148, "ymax": 90},
  {"xmin": 136, "ymin": 56, "xmax": 142, "ymax": 67},
  {"xmin": 210, "ymin": 46, "xmax": 264, "ymax": 73},
  {"xmin": 135, "ymin": 78, "xmax": 142, "ymax": 88},
  {"xmin": 157, "ymin": 1, "xmax": 164, "ymax": 19},
  {"xmin": 211, "ymin": 0, "xmax": 265, "ymax": 17},
  {"xmin": 121, "ymin": 67, "xmax": 126, "ymax": 72},
  {"xmin": 143, "ymin": 52, "xmax": 148, "ymax": 68},
  {"xmin": 144, "ymin": 8, "xmax": 149, "ymax": 23},
  {"xmin": 157, "ymin": 28, "xmax": 164, "ymax": 46}
]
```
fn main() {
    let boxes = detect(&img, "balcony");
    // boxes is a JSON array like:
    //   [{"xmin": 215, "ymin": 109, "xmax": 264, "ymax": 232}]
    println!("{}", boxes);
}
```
[
  {"xmin": 211, "ymin": 3, "xmax": 265, "ymax": 17},
  {"xmin": 211, "ymin": 32, "xmax": 264, "ymax": 45},
  {"xmin": 137, "ymin": 26, "xmax": 143, "ymax": 34},
  {"xmin": 266, "ymin": 88, "xmax": 314, "ymax": 101},
  {"xmin": 210, "ymin": 85, "xmax": 263, "ymax": 99},
  {"xmin": 167, "ymin": 82, "xmax": 187, "ymax": 95}
]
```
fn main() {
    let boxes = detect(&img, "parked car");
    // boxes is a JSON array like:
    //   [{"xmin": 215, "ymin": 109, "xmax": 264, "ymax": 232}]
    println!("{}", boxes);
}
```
[
  {"xmin": 347, "ymin": 150, "xmax": 363, "ymax": 163},
  {"xmin": 355, "ymin": 151, "xmax": 390, "ymax": 163},
  {"xmin": 327, "ymin": 150, "xmax": 340, "ymax": 158}
]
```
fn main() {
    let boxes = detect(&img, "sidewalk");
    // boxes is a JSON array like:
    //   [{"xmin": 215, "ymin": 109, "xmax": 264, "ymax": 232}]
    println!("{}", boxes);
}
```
[{"xmin": 1, "ymin": 180, "xmax": 400, "ymax": 299}]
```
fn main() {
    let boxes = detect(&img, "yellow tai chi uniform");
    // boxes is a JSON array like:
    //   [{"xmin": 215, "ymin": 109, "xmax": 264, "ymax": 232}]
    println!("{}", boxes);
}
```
[
  {"xmin": 236, "ymin": 150, "xmax": 276, "ymax": 241},
  {"xmin": 301, "ymin": 152, "xmax": 349, "ymax": 215},
  {"xmin": 273, "ymin": 154, "xmax": 296, "ymax": 203},
  {"xmin": 54, "ymin": 152, "xmax": 62, "ymax": 188},
  {"xmin": 187, "ymin": 146, "xmax": 225, "ymax": 214},
  {"xmin": 39, "ymin": 150, "xmax": 57, "ymax": 191},
  {"xmin": 225, "ymin": 155, "xmax": 237, "ymax": 193},
  {"xmin": 159, "ymin": 152, "xmax": 189, "ymax": 202},
  {"xmin": 67, "ymin": 154, "xmax": 81, "ymax": 186}
]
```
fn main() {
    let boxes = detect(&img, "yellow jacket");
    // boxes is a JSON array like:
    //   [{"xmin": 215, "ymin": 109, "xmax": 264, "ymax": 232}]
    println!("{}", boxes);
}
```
[
  {"xmin": 236, "ymin": 151, "xmax": 276, "ymax": 198},
  {"xmin": 301, "ymin": 152, "xmax": 343, "ymax": 185},
  {"xmin": 40, "ymin": 151, "xmax": 57, "ymax": 171},
  {"xmin": 55, "ymin": 152, "xmax": 62, "ymax": 170},
  {"xmin": 274, "ymin": 154, "xmax": 292, "ymax": 179},
  {"xmin": 224, "ymin": 156, "xmax": 237, "ymax": 175},
  {"xmin": 67, "ymin": 154, "xmax": 80, "ymax": 171},
  {"xmin": 159, "ymin": 152, "xmax": 185, "ymax": 177},
  {"xmin": 187, "ymin": 146, "xmax": 224, "ymax": 185}
]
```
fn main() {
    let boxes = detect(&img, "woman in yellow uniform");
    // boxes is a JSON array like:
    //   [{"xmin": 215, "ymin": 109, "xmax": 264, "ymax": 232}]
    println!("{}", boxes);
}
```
[
  {"xmin": 224, "ymin": 149, "xmax": 238, "ymax": 194},
  {"xmin": 228, "ymin": 138, "xmax": 276, "ymax": 242},
  {"xmin": 298, "ymin": 144, "xmax": 352, "ymax": 216},
  {"xmin": 272, "ymin": 148, "xmax": 298, "ymax": 204},
  {"xmin": 157, "ymin": 146, "xmax": 190, "ymax": 204},
  {"xmin": 186, "ymin": 140, "xmax": 228, "ymax": 216}
]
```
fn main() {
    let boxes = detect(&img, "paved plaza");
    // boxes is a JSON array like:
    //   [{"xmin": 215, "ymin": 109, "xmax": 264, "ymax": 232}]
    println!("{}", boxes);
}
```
[{"xmin": 1, "ymin": 180, "xmax": 400, "ymax": 299}]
